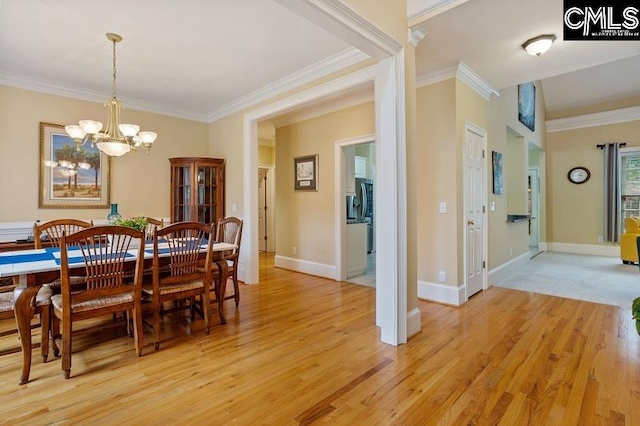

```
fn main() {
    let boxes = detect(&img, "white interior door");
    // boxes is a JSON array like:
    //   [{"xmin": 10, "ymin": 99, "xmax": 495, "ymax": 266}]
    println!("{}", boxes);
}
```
[{"xmin": 465, "ymin": 124, "xmax": 487, "ymax": 298}]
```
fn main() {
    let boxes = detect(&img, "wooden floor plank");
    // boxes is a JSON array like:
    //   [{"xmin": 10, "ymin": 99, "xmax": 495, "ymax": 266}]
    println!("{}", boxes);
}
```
[{"xmin": 1, "ymin": 252, "xmax": 640, "ymax": 424}]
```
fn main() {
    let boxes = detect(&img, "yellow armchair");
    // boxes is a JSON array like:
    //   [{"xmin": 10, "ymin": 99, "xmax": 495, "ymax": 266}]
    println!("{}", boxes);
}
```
[{"xmin": 621, "ymin": 217, "xmax": 640, "ymax": 264}]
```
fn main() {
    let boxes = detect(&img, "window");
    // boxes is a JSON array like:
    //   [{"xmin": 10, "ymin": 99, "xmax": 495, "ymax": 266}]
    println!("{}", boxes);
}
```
[{"xmin": 621, "ymin": 149, "xmax": 640, "ymax": 228}]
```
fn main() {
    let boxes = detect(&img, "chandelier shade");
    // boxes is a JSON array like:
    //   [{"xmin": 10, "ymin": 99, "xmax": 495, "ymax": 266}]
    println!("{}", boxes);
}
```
[
  {"xmin": 522, "ymin": 34, "xmax": 556, "ymax": 57},
  {"xmin": 65, "ymin": 33, "xmax": 157, "ymax": 156}
]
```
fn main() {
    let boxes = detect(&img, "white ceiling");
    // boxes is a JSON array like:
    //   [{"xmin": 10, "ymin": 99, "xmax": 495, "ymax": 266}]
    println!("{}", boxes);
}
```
[{"xmin": 1, "ymin": 0, "xmax": 639, "ymax": 123}]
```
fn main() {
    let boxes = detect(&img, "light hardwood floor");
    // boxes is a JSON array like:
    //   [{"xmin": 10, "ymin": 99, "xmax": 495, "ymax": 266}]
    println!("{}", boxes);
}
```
[{"xmin": 1, "ymin": 252, "xmax": 639, "ymax": 424}]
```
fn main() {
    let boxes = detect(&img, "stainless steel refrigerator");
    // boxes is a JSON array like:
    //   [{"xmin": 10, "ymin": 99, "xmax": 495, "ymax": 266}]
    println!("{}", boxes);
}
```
[{"xmin": 355, "ymin": 178, "xmax": 374, "ymax": 253}]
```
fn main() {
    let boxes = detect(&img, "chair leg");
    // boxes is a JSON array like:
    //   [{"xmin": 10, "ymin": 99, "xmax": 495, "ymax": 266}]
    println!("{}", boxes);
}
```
[
  {"xmin": 153, "ymin": 301, "xmax": 160, "ymax": 351},
  {"xmin": 133, "ymin": 306, "xmax": 143, "ymax": 357},
  {"xmin": 40, "ymin": 307, "xmax": 50, "ymax": 363},
  {"xmin": 52, "ymin": 315, "xmax": 60, "ymax": 357},
  {"xmin": 203, "ymin": 289, "xmax": 211, "ymax": 335},
  {"xmin": 233, "ymin": 273, "xmax": 240, "ymax": 307},
  {"xmin": 62, "ymin": 319, "xmax": 72, "ymax": 379}
]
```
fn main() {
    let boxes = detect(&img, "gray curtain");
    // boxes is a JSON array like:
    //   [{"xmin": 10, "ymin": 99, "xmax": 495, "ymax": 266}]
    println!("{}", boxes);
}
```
[{"xmin": 603, "ymin": 143, "xmax": 621, "ymax": 242}]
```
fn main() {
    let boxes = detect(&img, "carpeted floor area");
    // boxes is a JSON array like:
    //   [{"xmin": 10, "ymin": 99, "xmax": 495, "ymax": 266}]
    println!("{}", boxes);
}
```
[{"xmin": 493, "ymin": 251, "xmax": 640, "ymax": 308}]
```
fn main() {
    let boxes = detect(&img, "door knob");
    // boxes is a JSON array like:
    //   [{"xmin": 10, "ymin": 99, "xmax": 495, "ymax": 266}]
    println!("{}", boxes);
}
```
[{"xmin": 467, "ymin": 219, "xmax": 474, "ymax": 225}]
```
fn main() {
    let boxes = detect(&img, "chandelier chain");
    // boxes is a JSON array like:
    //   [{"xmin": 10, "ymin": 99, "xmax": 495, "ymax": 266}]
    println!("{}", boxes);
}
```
[{"xmin": 112, "ymin": 37, "xmax": 117, "ymax": 98}]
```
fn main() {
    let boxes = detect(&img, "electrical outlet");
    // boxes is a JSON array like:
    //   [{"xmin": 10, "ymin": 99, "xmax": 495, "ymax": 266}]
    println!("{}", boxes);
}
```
[
  {"xmin": 438, "ymin": 271, "xmax": 446, "ymax": 282},
  {"xmin": 292, "ymin": 246, "xmax": 297, "ymax": 256},
  {"xmin": 597, "ymin": 236, "xmax": 604, "ymax": 243},
  {"xmin": 509, "ymin": 247, "xmax": 513, "ymax": 256}
]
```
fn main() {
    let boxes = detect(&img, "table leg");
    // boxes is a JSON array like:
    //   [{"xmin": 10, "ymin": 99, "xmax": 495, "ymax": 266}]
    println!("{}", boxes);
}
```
[
  {"xmin": 13, "ymin": 285, "xmax": 40, "ymax": 385},
  {"xmin": 214, "ymin": 257, "xmax": 228, "ymax": 325}
]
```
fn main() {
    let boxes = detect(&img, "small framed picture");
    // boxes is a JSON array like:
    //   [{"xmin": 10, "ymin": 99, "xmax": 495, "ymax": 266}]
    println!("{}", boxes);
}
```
[
  {"xmin": 294, "ymin": 155, "xmax": 318, "ymax": 191},
  {"xmin": 492, "ymin": 151, "xmax": 503, "ymax": 194}
]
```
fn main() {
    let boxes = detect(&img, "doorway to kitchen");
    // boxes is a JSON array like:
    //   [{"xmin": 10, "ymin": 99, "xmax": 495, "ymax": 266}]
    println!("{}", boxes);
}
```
[{"xmin": 336, "ymin": 136, "xmax": 376, "ymax": 287}]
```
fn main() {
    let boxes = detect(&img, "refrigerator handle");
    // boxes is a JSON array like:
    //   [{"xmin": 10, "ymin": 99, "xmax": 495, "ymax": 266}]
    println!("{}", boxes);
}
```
[{"xmin": 361, "ymin": 182, "xmax": 367, "ymax": 221}]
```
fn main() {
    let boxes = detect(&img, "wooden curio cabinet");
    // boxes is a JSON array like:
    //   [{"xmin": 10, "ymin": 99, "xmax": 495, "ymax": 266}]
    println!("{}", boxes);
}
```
[{"xmin": 170, "ymin": 157, "xmax": 225, "ymax": 224}]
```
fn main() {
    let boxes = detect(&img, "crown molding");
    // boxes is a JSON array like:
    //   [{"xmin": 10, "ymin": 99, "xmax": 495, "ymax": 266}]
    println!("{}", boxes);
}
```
[
  {"xmin": 276, "ymin": 0, "xmax": 402, "ymax": 59},
  {"xmin": 408, "ymin": 25, "xmax": 427, "ymax": 47},
  {"xmin": 416, "ymin": 65, "xmax": 458, "ymax": 87},
  {"xmin": 206, "ymin": 47, "xmax": 368, "ymax": 123},
  {"xmin": 0, "ymin": 71, "xmax": 209, "ymax": 122},
  {"xmin": 408, "ymin": 0, "xmax": 471, "ymax": 27},
  {"xmin": 546, "ymin": 106, "xmax": 640, "ymax": 132},
  {"xmin": 456, "ymin": 62, "xmax": 499, "ymax": 100},
  {"xmin": 416, "ymin": 62, "xmax": 499, "ymax": 100}
]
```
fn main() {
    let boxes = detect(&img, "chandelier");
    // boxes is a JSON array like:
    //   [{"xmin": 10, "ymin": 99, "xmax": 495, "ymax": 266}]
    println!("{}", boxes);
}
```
[{"xmin": 65, "ymin": 33, "xmax": 157, "ymax": 157}]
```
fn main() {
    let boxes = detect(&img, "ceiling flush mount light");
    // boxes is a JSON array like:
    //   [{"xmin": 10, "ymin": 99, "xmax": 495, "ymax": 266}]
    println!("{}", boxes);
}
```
[
  {"xmin": 522, "ymin": 34, "xmax": 556, "ymax": 57},
  {"xmin": 65, "ymin": 33, "xmax": 157, "ymax": 157}
]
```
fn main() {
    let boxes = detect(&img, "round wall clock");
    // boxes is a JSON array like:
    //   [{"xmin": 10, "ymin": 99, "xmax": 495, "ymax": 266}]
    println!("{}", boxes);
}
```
[{"xmin": 567, "ymin": 166, "xmax": 590, "ymax": 184}]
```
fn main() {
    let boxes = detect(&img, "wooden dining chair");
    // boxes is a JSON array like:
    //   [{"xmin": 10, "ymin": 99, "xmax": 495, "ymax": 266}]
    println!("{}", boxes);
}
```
[
  {"xmin": 34, "ymin": 219, "xmax": 94, "ymax": 286},
  {"xmin": 143, "ymin": 217, "xmax": 164, "ymax": 240},
  {"xmin": 213, "ymin": 217, "xmax": 243, "ymax": 307},
  {"xmin": 33, "ymin": 219, "xmax": 94, "ymax": 250},
  {"xmin": 50, "ymin": 225, "xmax": 146, "ymax": 379},
  {"xmin": 142, "ymin": 221, "xmax": 214, "ymax": 350},
  {"xmin": 0, "ymin": 278, "xmax": 52, "ymax": 364}
]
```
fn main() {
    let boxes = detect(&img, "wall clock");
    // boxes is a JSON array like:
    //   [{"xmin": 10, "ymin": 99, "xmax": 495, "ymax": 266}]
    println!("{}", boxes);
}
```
[{"xmin": 567, "ymin": 166, "xmax": 590, "ymax": 184}]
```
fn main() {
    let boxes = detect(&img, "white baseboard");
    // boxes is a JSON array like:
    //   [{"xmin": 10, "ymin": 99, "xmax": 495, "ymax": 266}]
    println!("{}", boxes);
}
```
[
  {"xmin": 417, "ymin": 280, "xmax": 465, "ymax": 306},
  {"xmin": 488, "ymin": 251, "xmax": 531, "ymax": 285},
  {"xmin": 407, "ymin": 307, "xmax": 421, "ymax": 338},
  {"xmin": 274, "ymin": 255, "xmax": 337, "ymax": 280},
  {"xmin": 546, "ymin": 242, "xmax": 619, "ymax": 257}
]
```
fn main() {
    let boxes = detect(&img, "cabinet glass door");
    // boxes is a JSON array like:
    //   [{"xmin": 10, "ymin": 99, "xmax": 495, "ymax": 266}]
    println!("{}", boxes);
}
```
[
  {"xmin": 197, "ymin": 165, "xmax": 218, "ymax": 223},
  {"xmin": 173, "ymin": 165, "xmax": 191, "ymax": 221}
]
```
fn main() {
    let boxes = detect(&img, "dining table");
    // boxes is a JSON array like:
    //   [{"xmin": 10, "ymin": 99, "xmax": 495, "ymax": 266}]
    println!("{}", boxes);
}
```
[{"xmin": 0, "ymin": 238, "xmax": 237, "ymax": 385}]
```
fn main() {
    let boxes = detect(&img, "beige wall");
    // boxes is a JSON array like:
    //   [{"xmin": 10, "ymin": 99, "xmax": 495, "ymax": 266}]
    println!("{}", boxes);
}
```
[
  {"xmin": 416, "ymin": 79, "xmax": 458, "ymax": 286},
  {"xmin": 275, "ymin": 102, "xmax": 375, "ymax": 265},
  {"xmin": 0, "ymin": 85, "xmax": 209, "ymax": 222},
  {"xmin": 258, "ymin": 144, "xmax": 274, "ymax": 166},
  {"xmin": 506, "ymin": 132, "xmax": 527, "ymax": 214},
  {"xmin": 546, "ymin": 121, "xmax": 640, "ymax": 245}
]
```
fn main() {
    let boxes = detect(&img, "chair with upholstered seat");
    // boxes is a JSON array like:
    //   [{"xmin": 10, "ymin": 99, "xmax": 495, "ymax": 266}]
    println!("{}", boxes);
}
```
[
  {"xmin": 51, "ymin": 225, "xmax": 145, "ymax": 379},
  {"xmin": 0, "ymin": 278, "xmax": 51, "ymax": 364},
  {"xmin": 213, "ymin": 217, "xmax": 243, "ymax": 307},
  {"xmin": 142, "ymin": 221, "xmax": 214, "ymax": 350}
]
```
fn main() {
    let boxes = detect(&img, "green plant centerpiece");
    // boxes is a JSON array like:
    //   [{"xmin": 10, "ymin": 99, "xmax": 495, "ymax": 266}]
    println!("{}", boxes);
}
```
[
  {"xmin": 633, "ymin": 297, "xmax": 640, "ymax": 335},
  {"xmin": 109, "ymin": 216, "xmax": 148, "ymax": 232},
  {"xmin": 107, "ymin": 216, "xmax": 148, "ymax": 249}
]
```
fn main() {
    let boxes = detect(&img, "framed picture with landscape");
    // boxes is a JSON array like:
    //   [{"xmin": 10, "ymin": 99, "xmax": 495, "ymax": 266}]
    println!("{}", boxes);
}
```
[{"xmin": 39, "ymin": 122, "xmax": 111, "ymax": 209}]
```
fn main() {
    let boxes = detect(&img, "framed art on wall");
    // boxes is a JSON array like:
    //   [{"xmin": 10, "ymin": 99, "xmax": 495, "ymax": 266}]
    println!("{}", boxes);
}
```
[
  {"xmin": 39, "ymin": 122, "xmax": 111, "ymax": 208},
  {"xmin": 492, "ymin": 151, "xmax": 503, "ymax": 194},
  {"xmin": 294, "ymin": 154, "xmax": 318, "ymax": 191},
  {"xmin": 518, "ymin": 82, "xmax": 536, "ymax": 132}
]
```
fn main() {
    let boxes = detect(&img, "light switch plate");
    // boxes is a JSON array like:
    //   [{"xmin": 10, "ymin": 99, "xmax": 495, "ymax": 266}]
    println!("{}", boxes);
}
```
[{"xmin": 439, "ymin": 202, "xmax": 447, "ymax": 214}]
